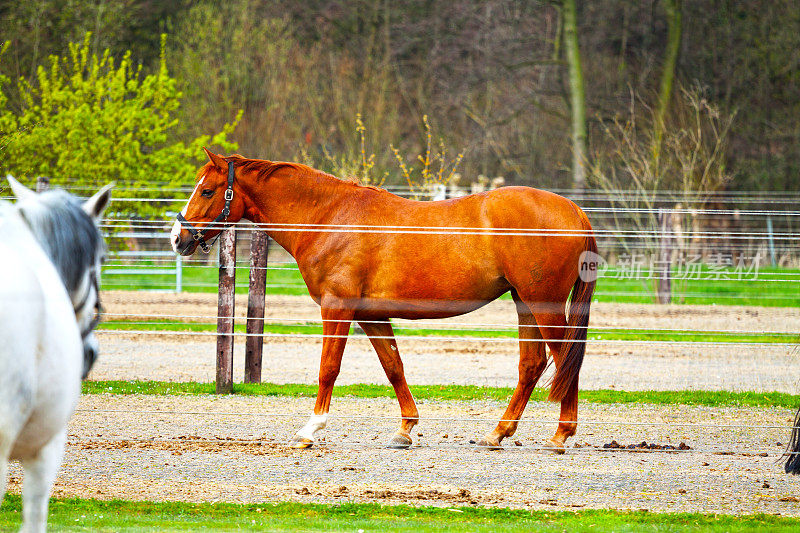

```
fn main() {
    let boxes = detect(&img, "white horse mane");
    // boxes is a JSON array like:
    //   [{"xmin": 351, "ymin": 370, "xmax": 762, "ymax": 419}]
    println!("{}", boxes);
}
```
[{"xmin": 16, "ymin": 189, "xmax": 104, "ymax": 296}]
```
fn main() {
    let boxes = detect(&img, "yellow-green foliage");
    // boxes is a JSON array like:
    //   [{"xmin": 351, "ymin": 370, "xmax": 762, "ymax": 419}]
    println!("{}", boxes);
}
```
[
  {"xmin": 0, "ymin": 33, "xmax": 240, "ymax": 217},
  {"xmin": 391, "ymin": 115, "xmax": 465, "ymax": 199},
  {"xmin": 300, "ymin": 113, "xmax": 388, "ymax": 187},
  {"xmin": 301, "ymin": 113, "xmax": 466, "ymax": 196}
]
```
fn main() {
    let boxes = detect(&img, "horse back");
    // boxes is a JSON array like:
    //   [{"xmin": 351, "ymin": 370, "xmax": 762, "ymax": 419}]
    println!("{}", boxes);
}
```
[{"xmin": 294, "ymin": 185, "xmax": 591, "ymax": 317}]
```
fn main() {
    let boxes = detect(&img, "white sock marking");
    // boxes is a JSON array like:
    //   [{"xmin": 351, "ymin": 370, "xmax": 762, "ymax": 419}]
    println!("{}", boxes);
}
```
[{"xmin": 295, "ymin": 414, "xmax": 328, "ymax": 441}]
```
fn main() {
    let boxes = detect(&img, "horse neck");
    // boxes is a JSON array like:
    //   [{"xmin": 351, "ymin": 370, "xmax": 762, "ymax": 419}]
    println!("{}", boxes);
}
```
[{"xmin": 240, "ymin": 166, "xmax": 351, "ymax": 257}]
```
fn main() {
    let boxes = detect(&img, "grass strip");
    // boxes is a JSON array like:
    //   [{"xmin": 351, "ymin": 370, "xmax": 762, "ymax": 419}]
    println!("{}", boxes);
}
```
[
  {"xmin": 97, "ymin": 319, "xmax": 800, "ymax": 344},
  {"xmin": 82, "ymin": 380, "xmax": 800, "ymax": 408},
  {"xmin": 1, "ymin": 496, "xmax": 799, "ymax": 532}
]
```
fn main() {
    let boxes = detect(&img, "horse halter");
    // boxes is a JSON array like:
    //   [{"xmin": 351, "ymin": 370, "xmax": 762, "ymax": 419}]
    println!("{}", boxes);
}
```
[
  {"xmin": 76, "ymin": 268, "xmax": 102, "ymax": 341},
  {"xmin": 176, "ymin": 160, "xmax": 235, "ymax": 253}
]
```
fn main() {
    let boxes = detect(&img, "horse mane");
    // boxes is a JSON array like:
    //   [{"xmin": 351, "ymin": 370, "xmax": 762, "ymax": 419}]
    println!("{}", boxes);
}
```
[
  {"xmin": 226, "ymin": 155, "xmax": 387, "ymax": 193},
  {"xmin": 19, "ymin": 190, "xmax": 103, "ymax": 296}
]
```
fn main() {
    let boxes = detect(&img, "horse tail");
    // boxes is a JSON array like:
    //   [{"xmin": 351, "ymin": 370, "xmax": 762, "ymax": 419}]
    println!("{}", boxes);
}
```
[
  {"xmin": 548, "ymin": 225, "xmax": 597, "ymax": 402},
  {"xmin": 785, "ymin": 406, "xmax": 800, "ymax": 474}
]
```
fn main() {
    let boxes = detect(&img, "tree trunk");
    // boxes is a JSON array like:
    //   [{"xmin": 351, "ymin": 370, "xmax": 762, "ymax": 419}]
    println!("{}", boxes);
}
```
[
  {"xmin": 652, "ymin": 0, "xmax": 683, "ymax": 162},
  {"xmin": 562, "ymin": 0, "xmax": 587, "ymax": 190}
]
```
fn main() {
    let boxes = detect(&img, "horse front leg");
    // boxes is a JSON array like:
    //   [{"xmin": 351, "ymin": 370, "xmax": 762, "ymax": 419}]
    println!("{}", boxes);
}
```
[
  {"xmin": 289, "ymin": 304, "xmax": 353, "ymax": 449},
  {"xmin": 0, "ymin": 449, "xmax": 7, "ymax": 507},
  {"xmin": 20, "ymin": 431, "xmax": 66, "ymax": 533},
  {"xmin": 359, "ymin": 320, "xmax": 419, "ymax": 449}
]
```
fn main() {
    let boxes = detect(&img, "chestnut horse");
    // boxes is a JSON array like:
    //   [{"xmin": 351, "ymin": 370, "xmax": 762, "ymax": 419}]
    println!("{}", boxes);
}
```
[{"xmin": 171, "ymin": 149, "xmax": 597, "ymax": 451}]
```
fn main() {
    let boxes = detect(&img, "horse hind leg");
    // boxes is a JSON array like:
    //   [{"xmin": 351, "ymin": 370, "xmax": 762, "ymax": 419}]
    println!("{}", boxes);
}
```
[
  {"xmin": 20, "ymin": 431, "xmax": 66, "ymax": 533},
  {"xmin": 532, "ymin": 308, "xmax": 579, "ymax": 453},
  {"xmin": 477, "ymin": 293, "xmax": 547, "ymax": 449},
  {"xmin": 359, "ymin": 320, "xmax": 419, "ymax": 449}
]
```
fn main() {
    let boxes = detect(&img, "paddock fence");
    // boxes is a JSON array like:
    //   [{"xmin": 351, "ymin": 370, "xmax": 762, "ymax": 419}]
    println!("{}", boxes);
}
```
[
  {"xmin": 12, "ymin": 181, "xmax": 797, "ymax": 391},
  {"xmin": 3, "ymin": 182, "xmax": 799, "ymax": 457}
]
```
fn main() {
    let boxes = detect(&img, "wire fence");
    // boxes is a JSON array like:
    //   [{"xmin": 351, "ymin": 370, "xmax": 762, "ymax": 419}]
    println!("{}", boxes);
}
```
[
  {"xmin": 97, "ymin": 312, "xmax": 800, "ymax": 335},
  {"xmin": 91, "ymin": 201, "xmax": 800, "ymax": 346},
  {"xmin": 10, "ymin": 184, "xmax": 796, "ymax": 459}
]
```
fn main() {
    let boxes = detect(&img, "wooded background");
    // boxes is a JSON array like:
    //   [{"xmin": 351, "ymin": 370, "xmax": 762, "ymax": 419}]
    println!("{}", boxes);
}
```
[{"xmin": 1, "ymin": 0, "xmax": 798, "ymax": 192}]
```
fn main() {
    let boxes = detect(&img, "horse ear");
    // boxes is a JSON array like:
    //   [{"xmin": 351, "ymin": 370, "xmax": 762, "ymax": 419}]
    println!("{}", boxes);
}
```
[
  {"xmin": 83, "ymin": 182, "xmax": 114, "ymax": 222},
  {"xmin": 203, "ymin": 147, "xmax": 227, "ymax": 169},
  {"xmin": 6, "ymin": 175, "xmax": 36, "ymax": 202}
]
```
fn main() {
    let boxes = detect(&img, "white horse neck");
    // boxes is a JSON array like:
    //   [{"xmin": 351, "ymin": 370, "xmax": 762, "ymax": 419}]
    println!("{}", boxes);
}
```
[{"xmin": 0, "ymin": 207, "xmax": 82, "ymax": 456}]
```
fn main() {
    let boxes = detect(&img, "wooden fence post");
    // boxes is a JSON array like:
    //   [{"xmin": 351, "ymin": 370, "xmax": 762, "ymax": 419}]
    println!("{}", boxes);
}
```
[
  {"xmin": 245, "ymin": 230, "xmax": 269, "ymax": 383},
  {"xmin": 657, "ymin": 208, "xmax": 673, "ymax": 304},
  {"xmin": 36, "ymin": 176, "xmax": 50, "ymax": 192},
  {"xmin": 216, "ymin": 227, "xmax": 237, "ymax": 393}
]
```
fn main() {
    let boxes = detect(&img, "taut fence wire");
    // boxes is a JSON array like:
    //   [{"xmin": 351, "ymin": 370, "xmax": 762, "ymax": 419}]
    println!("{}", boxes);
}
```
[{"xmin": 24, "ymin": 185, "xmax": 791, "ymax": 461}]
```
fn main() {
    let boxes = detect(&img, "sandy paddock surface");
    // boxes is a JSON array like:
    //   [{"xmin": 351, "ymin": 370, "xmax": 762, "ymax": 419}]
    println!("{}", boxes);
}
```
[
  {"xmin": 5, "ymin": 395, "xmax": 800, "ymax": 514},
  {"xmin": 95, "ymin": 291, "xmax": 800, "ymax": 392},
  {"xmin": 21, "ymin": 291, "xmax": 793, "ymax": 514}
]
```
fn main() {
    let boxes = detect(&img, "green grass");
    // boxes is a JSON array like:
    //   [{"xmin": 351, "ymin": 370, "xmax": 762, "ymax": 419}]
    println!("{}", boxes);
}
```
[
  {"xmin": 103, "ymin": 263, "xmax": 308, "ymax": 296},
  {"xmin": 1, "ymin": 496, "xmax": 798, "ymax": 532},
  {"xmin": 597, "ymin": 269, "xmax": 800, "ymax": 307},
  {"xmin": 103, "ymin": 263, "xmax": 800, "ymax": 307},
  {"xmin": 81, "ymin": 380, "xmax": 800, "ymax": 408},
  {"xmin": 97, "ymin": 318, "xmax": 800, "ymax": 344}
]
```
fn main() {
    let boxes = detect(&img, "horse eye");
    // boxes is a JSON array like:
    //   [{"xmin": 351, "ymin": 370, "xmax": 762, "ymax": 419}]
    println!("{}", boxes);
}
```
[{"xmin": 201, "ymin": 189, "xmax": 214, "ymax": 198}]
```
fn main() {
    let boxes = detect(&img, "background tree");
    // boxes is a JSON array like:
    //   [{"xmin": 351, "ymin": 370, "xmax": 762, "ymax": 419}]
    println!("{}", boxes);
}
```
[
  {"xmin": 652, "ymin": 0, "xmax": 683, "ymax": 163},
  {"xmin": 0, "ymin": 0, "xmax": 798, "ymax": 193},
  {"xmin": 0, "ymin": 34, "xmax": 239, "ymax": 218},
  {"xmin": 561, "ymin": 0, "xmax": 587, "ymax": 189},
  {"xmin": 0, "ymin": 0, "xmax": 190, "ymax": 85}
]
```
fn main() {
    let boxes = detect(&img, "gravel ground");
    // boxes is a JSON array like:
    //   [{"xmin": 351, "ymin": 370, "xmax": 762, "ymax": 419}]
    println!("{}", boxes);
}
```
[
  {"xmin": 38, "ymin": 291, "xmax": 796, "ymax": 514},
  {"xmin": 93, "ymin": 292, "xmax": 800, "ymax": 392},
  {"xmin": 6, "ymin": 395, "xmax": 800, "ymax": 514}
]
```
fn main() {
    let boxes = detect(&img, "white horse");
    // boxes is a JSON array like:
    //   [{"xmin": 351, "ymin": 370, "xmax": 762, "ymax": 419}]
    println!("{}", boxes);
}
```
[{"xmin": 0, "ymin": 177, "xmax": 111, "ymax": 533}]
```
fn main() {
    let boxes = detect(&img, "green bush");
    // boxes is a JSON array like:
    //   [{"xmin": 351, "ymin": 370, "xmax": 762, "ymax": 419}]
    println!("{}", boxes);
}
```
[{"xmin": 0, "ymin": 33, "xmax": 240, "ymax": 217}]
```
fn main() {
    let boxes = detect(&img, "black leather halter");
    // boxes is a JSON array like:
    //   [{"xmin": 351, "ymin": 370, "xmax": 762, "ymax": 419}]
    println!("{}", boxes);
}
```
[
  {"xmin": 176, "ymin": 160, "xmax": 235, "ymax": 253},
  {"xmin": 75, "ymin": 268, "xmax": 102, "ymax": 341}
]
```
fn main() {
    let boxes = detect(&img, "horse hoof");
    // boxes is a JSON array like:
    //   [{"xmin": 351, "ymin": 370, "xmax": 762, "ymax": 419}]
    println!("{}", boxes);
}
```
[
  {"xmin": 544, "ymin": 438, "xmax": 566, "ymax": 454},
  {"xmin": 289, "ymin": 436, "xmax": 314, "ymax": 449},
  {"xmin": 387, "ymin": 432, "xmax": 412, "ymax": 449},
  {"xmin": 476, "ymin": 436, "xmax": 502, "ymax": 450}
]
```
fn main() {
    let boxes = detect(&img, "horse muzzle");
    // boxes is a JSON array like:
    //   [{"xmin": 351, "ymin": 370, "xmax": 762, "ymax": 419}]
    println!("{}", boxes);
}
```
[
  {"xmin": 82, "ymin": 333, "xmax": 99, "ymax": 380},
  {"xmin": 170, "ymin": 220, "xmax": 200, "ymax": 255}
]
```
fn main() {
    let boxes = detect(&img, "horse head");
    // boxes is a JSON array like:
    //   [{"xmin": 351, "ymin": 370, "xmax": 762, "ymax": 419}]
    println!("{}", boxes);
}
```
[
  {"xmin": 171, "ymin": 148, "xmax": 249, "ymax": 255},
  {"xmin": 7, "ymin": 176, "xmax": 112, "ymax": 378}
]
